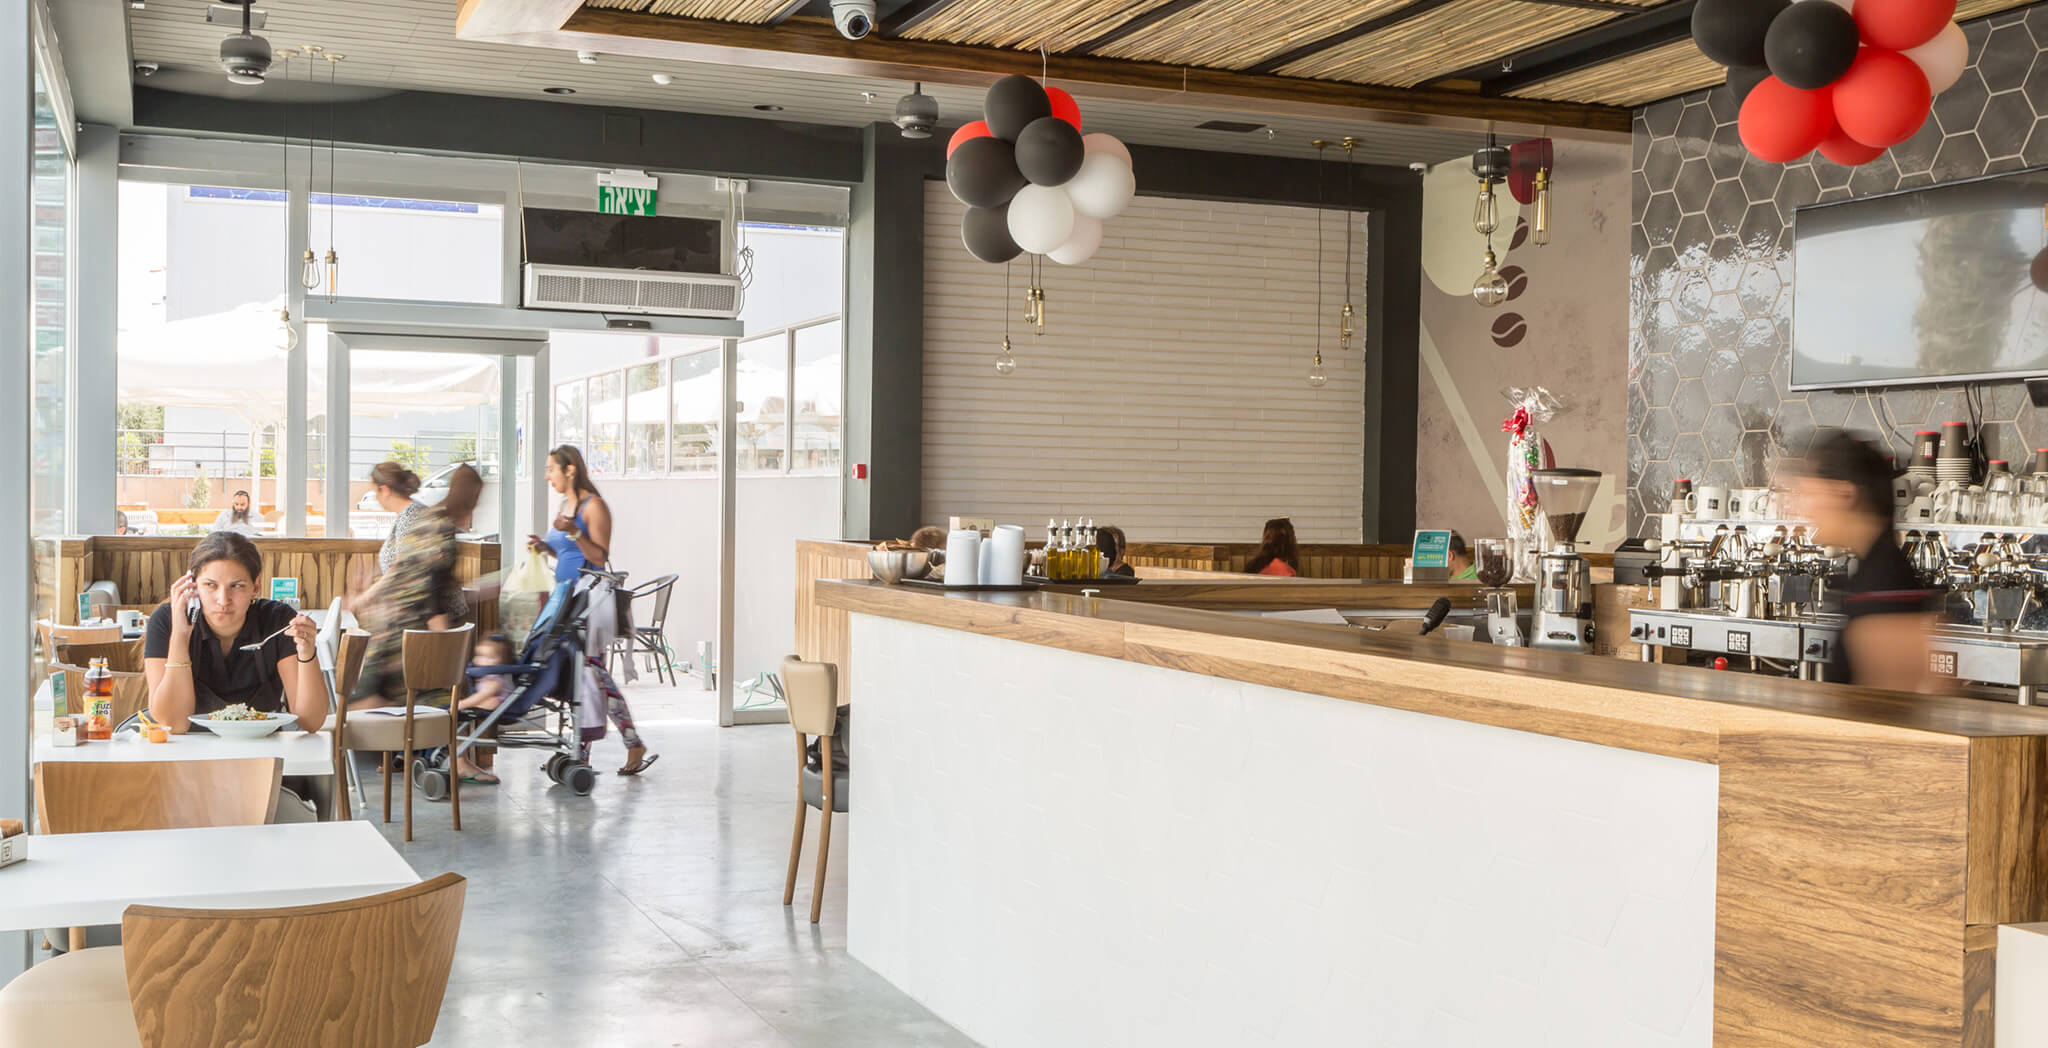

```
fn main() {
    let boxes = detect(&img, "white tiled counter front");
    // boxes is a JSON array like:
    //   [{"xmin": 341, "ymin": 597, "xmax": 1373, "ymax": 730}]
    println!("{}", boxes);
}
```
[{"xmin": 846, "ymin": 614, "xmax": 1718, "ymax": 1048}]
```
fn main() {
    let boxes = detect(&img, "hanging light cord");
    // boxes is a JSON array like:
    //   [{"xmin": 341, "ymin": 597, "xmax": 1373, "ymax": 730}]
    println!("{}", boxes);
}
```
[
  {"xmin": 1343, "ymin": 142, "xmax": 1354, "ymax": 316},
  {"xmin": 1313, "ymin": 142, "xmax": 1325, "ymax": 363}
]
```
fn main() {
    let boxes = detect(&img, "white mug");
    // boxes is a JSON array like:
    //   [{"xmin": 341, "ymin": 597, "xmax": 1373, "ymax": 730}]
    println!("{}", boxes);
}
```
[
  {"xmin": 116, "ymin": 609, "xmax": 144, "ymax": 630},
  {"xmin": 1692, "ymin": 485, "xmax": 1731, "ymax": 518},
  {"xmin": 1904, "ymin": 496, "xmax": 1935, "ymax": 522},
  {"xmin": 1732, "ymin": 487, "xmax": 1769, "ymax": 519}
]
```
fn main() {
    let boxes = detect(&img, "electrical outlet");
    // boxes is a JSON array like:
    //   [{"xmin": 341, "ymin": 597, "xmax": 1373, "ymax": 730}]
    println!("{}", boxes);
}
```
[{"xmin": 713, "ymin": 177, "xmax": 749, "ymax": 194}]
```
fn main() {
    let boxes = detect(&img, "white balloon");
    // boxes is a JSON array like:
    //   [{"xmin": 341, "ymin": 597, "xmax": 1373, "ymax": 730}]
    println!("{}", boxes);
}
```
[
  {"xmin": 1904, "ymin": 20, "xmax": 1967, "ymax": 94},
  {"xmin": 1007, "ymin": 183, "xmax": 1075, "ymax": 255},
  {"xmin": 1048, "ymin": 215, "xmax": 1102, "ymax": 265},
  {"xmin": 1081, "ymin": 132, "xmax": 1132, "ymax": 171},
  {"xmin": 1065, "ymin": 152, "xmax": 1137, "ymax": 219}
]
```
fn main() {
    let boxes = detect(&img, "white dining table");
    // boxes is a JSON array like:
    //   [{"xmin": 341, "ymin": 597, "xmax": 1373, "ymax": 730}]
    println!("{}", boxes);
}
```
[
  {"xmin": 33, "ymin": 728, "xmax": 336, "ymax": 778},
  {"xmin": 0, "ymin": 822, "xmax": 419, "ymax": 932}
]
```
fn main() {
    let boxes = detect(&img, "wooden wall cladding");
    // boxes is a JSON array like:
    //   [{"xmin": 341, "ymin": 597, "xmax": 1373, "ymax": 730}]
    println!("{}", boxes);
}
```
[
  {"xmin": 60, "ymin": 537, "xmax": 501, "ymax": 635},
  {"xmin": 795, "ymin": 540, "xmax": 871, "ymax": 702}
]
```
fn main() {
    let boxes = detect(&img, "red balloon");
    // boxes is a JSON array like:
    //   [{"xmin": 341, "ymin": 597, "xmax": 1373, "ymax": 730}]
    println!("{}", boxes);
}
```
[
  {"xmin": 1854, "ymin": 0, "xmax": 1956, "ymax": 51},
  {"xmin": 1738, "ymin": 77, "xmax": 1834, "ymax": 162},
  {"xmin": 947, "ymin": 120, "xmax": 993, "ymax": 158},
  {"xmin": 1045, "ymin": 86, "xmax": 1082, "ymax": 131},
  {"xmin": 1832, "ymin": 48, "xmax": 1931, "ymax": 147},
  {"xmin": 1817, "ymin": 124, "xmax": 1885, "ymax": 165}
]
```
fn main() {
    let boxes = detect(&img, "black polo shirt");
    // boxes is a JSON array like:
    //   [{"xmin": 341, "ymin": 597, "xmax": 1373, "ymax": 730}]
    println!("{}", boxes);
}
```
[
  {"xmin": 143, "ymin": 598, "xmax": 300, "ymax": 716},
  {"xmin": 1827, "ymin": 533, "xmax": 1939, "ymax": 685}
]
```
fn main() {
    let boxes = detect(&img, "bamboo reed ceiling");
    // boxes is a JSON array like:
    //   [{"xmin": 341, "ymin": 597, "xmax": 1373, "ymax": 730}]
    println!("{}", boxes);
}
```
[
  {"xmin": 1090, "ymin": 0, "xmax": 1415, "ymax": 70},
  {"xmin": 896, "ymin": 0, "xmax": 1183, "ymax": 53},
  {"xmin": 1277, "ymin": 0, "xmax": 1617, "ymax": 86},
  {"xmin": 1507, "ymin": 38, "xmax": 1721, "ymax": 105},
  {"xmin": 581, "ymin": 0, "xmax": 793, "ymax": 22}
]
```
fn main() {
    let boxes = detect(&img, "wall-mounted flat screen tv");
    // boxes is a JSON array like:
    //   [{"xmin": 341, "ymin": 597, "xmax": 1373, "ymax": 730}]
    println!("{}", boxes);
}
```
[
  {"xmin": 1790, "ymin": 167, "xmax": 2048, "ymax": 390},
  {"xmin": 521, "ymin": 207, "xmax": 723, "ymax": 274}
]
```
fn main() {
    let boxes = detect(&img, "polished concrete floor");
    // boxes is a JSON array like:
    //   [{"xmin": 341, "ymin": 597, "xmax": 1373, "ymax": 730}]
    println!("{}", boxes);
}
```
[{"xmin": 354, "ymin": 683, "xmax": 977, "ymax": 1048}]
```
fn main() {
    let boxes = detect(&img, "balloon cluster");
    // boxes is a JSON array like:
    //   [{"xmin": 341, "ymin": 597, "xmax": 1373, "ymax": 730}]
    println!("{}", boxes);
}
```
[
  {"xmin": 1694, "ymin": 0, "xmax": 1967, "ymax": 166},
  {"xmin": 945, "ymin": 75, "xmax": 1137, "ymax": 265}
]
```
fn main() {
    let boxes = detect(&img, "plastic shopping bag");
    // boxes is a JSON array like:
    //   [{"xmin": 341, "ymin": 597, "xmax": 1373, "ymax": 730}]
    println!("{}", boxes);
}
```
[{"xmin": 498, "ymin": 550, "xmax": 555, "ymax": 642}]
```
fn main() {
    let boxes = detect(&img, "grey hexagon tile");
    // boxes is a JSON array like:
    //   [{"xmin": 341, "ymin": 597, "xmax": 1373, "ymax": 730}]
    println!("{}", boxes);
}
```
[
  {"xmin": 1897, "ymin": 170, "xmax": 1938, "ymax": 189},
  {"xmin": 1705, "ymin": 83, "xmax": 1743, "ymax": 125},
  {"xmin": 1988, "ymin": 382, "xmax": 2030, "ymax": 421},
  {"xmin": 1737, "ymin": 261, "xmax": 1780, "ymax": 317},
  {"xmin": 1964, "ymin": 16, "xmax": 1994, "ymax": 48},
  {"xmin": 1672, "ymin": 271, "xmax": 1711, "ymax": 323},
  {"xmin": 1737, "ymin": 430, "xmax": 1776, "ymax": 485},
  {"xmin": 1707, "ymin": 133, "xmax": 1747, "ymax": 183},
  {"xmin": 2027, "ymin": 49, "xmax": 2048, "ymax": 116},
  {"xmin": 1643, "ymin": 353, "xmax": 1679, "ymax": 407},
  {"xmin": 1891, "ymin": 118, "xmax": 1944, "ymax": 176},
  {"xmin": 1984, "ymin": 420, "xmax": 2027, "ymax": 465},
  {"xmin": 1673, "ymin": 158, "xmax": 1714, "ymax": 214},
  {"xmin": 2030, "ymin": 3, "xmax": 2048, "ymax": 46},
  {"xmin": 1673, "ymin": 323, "xmax": 1711, "ymax": 375},
  {"xmin": 1934, "ymin": 69, "xmax": 1991, "ymax": 136},
  {"xmin": 1703, "ymin": 403, "xmax": 1743, "ymax": 458},
  {"xmin": 1642, "ymin": 406, "xmax": 1678, "ymax": 460},
  {"xmin": 1645, "ymin": 137, "xmax": 1683, "ymax": 190},
  {"xmin": 1628, "ymin": 489, "xmax": 1647, "ymax": 532},
  {"xmin": 1844, "ymin": 395, "xmax": 1881, "ymax": 438},
  {"xmin": 2023, "ymin": 115, "xmax": 2048, "ymax": 168},
  {"xmin": 1738, "ymin": 202, "xmax": 1782, "ymax": 259},
  {"xmin": 1929, "ymin": 389, "xmax": 1973, "ymax": 427},
  {"xmin": 1737, "ymin": 373, "xmax": 1781, "ymax": 430},
  {"xmin": 1986, "ymin": 153, "xmax": 2027, "ymax": 174},
  {"xmin": 1934, "ymin": 133, "xmax": 1991, "ymax": 182},
  {"xmin": 1882, "ymin": 387, "xmax": 1934, "ymax": 425},
  {"xmin": 1644, "ymin": 99, "xmax": 1683, "ymax": 140},
  {"xmin": 1639, "ymin": 459, "xmax": 1677, "ymax": 511},
  {"xmin": 1738, "ymin": 156, "xmax": 1782, "ymax": 204},
  {"xmin": 1817, "ymin": 185, "xmax": 1853, "ymax": 203},
  {"xmin": 1701, "ymin": 459, "xmax": 1742, "ymax": 489},
  {"xmin": 1644, "ymin": 297, "xmax": 1683, "ymax": 353},
  {"xmin": 1674, "ymin": 214, "xmax": 1712, "ymax": 260},
  {"xmin": 1981, "ymin": 24, "xmax": 2035, "ymax": 93},
  {"xmin": 1671, "ymin": 433, "xmax": 1709, "ymax": 485},
  {"xmin": 1846, "ymin": 152, "xmax": 1901, "ymax": 197},
  {"xmin": 1675, "ymin": 103, "xmax": 1716, "ymax": 158},
  {"xmin": 1644, "ymin": 192, "xmax": 1681, "ymax": 247},
  {"xmin": 1673, "ymin": 378, "xmax": 1710, "ymax": 432},
  {"xmin": 1628, "ymin": 383, "xmax": 1649, "ymax": 434},
  {"xmin": 2019, "ymin": 403, "xmax": 2048, "ymax": 450},
  {"xmin": 1703, "ymin": 348, "xmax": 1744, "ymax": 403},
  {"xmin": 1772, "ymin": 165, "xmax": 1822, "ymax": 225},
  {"xmin": 1632, "ymin": 223, "xmax": 1650, "ymax": 258},
  {"xmin": 1633, "ymin": 170, "xmax": 1654, "ymax": 222},
  {"xmin": 1628, "ymin": 433, "xmax": 1647, "ymax": 480},
  {"xmin": 1981, "ymin": 90, "xmax": 2036, "ymax": 158},
  {"xmin": 1807, "ymin": 388, "xmax": 1853, "ymax": 428},
  {"xmin": 1705, "ymin": 293, "xmax": 1743, "ymax": 348},
  {"xmin": 1776, "ymin": 399, "xmax": 1815, "ymax": 457},
  {"xmin": 1811, "ymin": 153, "xmax": 1853, "ymax": 192},
  {"xmin": 1704, "ymin": 179, "xmax": 1748, "ymax": 240},
  {"xmin": 1633, "ymin": 114, "xmax": 1652, "ymax": 171},
  {"xmin": 1739, "ymin": 318, "xmax": 1778, "ymax": 374}
]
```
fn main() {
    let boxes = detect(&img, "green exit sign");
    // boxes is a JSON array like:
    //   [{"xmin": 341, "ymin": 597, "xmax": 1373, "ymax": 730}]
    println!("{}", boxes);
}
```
[{"xmin": 597, "ymin": 172, "xmax": 659, "ymax": 216}]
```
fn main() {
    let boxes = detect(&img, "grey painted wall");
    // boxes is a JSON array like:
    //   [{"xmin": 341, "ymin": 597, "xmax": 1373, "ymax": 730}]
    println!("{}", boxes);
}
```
[{"xmin": 1628, "ymin": 4, "xmax": 2048, "ymax": 531}]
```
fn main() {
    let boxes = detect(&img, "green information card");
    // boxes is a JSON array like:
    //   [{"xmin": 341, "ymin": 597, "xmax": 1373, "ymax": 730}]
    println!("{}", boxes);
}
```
[{"xmin": 1412, "ymin": 530, "xmax": 1453, "ymax": 569}]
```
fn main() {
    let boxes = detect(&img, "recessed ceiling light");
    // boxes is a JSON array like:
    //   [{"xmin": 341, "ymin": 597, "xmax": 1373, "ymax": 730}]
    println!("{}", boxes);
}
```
[
  {"xmin": 544, "ymin": 86, "xmax": 576, "ymax": 95},
  {"xmin": 753, "ymin": 104, "xmax": 784, "ymax": 112},
  {"xmin": 651, "ymin": 73, "xmax": 672, "ymax": 85},
  {"xmin": 576, "ymin": 50, "xmax": 597, "ymax": 65}
]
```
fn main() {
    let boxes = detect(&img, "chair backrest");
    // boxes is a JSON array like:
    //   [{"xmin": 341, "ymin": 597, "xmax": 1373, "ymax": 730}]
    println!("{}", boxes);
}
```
[
  {"xmin": 403, "ymin": 623, "xmax": 475, "ymax": 694},
  {"xmin": 337, "ymin": 629, "xmax": 370, "ymax": 703},
  {"xmin": 56, "ymin": 639, "xmax": 146, "ymax": 673},
  {"xmin": 52, "ymin": 639, "xmax": 150, "ymax": 726},
  {"xmin": 782, "ymin": 656, "xmax": 838, "ymax": 737},
  {"xmin": 39, "ymin": 621, "xmax": 121, "ymax": 663},
  {"xmin": 642, "ymin": 574, "xmax": 678, "ymax": 627},
  {"xmin": 121, "ymin": 873, "xmax": 467, "ymax": 1048},
  {"xmin": 34, "ymin": 757, "xmax": 283, "ymax": 833}
]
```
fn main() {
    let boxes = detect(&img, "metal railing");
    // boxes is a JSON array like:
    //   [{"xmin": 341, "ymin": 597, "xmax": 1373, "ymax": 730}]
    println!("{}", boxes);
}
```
[{"xmin": 119, "ymin": 428, "xmax": 496, "ymax": 479}]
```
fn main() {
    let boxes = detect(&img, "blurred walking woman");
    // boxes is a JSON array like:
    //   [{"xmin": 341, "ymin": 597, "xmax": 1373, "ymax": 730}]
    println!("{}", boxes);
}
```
[
  {"xmin": 369, "ymin": 461, "xmax": 426, "ymax": 572},
  {"xmin": 353, "ymin": 465, "xmax": 484, "ymax": 707},
  {"xmin": 527, "ymin": 445, "xmax": 654, "ymax": 775}
]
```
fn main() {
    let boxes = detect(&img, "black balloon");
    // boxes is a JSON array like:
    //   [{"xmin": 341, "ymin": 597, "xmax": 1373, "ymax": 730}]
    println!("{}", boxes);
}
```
[
  {"xmin": 1014, "ymin": 116, "xmax": 1085, "ymax": 187},
  {"xmin": 946, "ymin": 136, "xmax": 1027, "ymax": 209},
  {"xmin": 1763, "ymin": 1, "xmax": 1858, "ymax": 89},
  {"xmin": 1692, "ymin": 0, "xmax": 1789, "ymax": 68},
  {"xmin": 983, "ymin": 74, "xmax": 1051, "ymax": 141},
  {"xmin": 962, "ymin": 204, "xmax": 1022, "ymax": 264},
  {"xmin": 1726, "ymin": 63, "xmax": 1771, "ymax": 106}
]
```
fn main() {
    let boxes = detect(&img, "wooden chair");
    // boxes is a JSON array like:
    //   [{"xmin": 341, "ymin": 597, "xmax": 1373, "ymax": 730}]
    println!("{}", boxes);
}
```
[
  {"xmin": 50, "ymin": 639, "xmax": 148, "ymax": 727},
  {"xmin": 37, "ymin": 621, "xmax": 120, "ymax": 664},
  {"xmin": 330, "ymin": 628, "xmax": 371, "ymax": 821},
  {"xmin": 334, "ymin": 624, "xmax": 470, "ymax": 842},
  {"xmin": 33, "ymin": 758, "xmax": 283, "ymax": 952},
  {"xmin": 0, "ymin": 873, "xmax": 467, "ymax": 1048},
  {"xmin": 782, "ymin": 656, "xmax": 846, "ymax": 924}
]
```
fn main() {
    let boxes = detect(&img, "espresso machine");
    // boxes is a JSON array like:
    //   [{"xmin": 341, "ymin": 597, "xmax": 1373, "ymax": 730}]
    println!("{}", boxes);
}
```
[{"xmin": 1529, "ymin": 468, "xmax": 1602, "ymax": 653}]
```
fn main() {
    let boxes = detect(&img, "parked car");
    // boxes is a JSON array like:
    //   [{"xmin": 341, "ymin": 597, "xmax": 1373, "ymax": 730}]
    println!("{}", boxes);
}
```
[{"xmin": 357, "ymin": 461, "xmax": 501, "ymax": 536}]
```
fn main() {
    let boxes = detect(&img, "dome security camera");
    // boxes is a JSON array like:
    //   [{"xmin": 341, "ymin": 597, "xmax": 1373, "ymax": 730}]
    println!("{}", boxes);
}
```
[
  {"xmin": 219, "ymin": 31, "xmax": 272, "ymax": 85},
  {"xmin": 893, "ymin": 83, "xmax": 937, "ymax": 139},
  {"xmin": 830, "ymin": 0, "xmax": 876, "ymax": 40},
  {"xmin": 576, "ymin": 50, "xmax": 597, "ymax": 64},
  {"xmin": 134, "ymin": 60, "xmax": 160, "ymax": 77}
]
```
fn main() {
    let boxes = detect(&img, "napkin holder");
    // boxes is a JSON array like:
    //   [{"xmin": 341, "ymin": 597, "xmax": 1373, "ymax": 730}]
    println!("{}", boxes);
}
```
[{"xmin": 0, "ymin": 818, "xmax": 23, "ymax": 870}]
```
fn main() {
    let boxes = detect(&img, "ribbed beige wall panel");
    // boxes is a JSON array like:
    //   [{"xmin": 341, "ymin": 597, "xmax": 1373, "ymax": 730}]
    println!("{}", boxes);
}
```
[{"xmin": 922, "ymin": 183, "xmax": 1367, "ymax": 545}]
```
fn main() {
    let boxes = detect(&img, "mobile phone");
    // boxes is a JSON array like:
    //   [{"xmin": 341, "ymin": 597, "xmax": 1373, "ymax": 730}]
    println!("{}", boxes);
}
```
[{"xmin": 186, "ymin": 597, "xmax": 201, "ymax": 624}]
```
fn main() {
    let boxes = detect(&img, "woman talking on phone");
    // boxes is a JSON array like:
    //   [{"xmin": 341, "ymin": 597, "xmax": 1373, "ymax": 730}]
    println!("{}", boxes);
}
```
[{"xmin": 142, "ymin": 531, "xmax": 325, "ymax": 735}]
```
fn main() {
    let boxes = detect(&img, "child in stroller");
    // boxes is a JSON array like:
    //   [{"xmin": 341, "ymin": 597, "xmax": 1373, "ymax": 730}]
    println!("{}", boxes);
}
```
[{"xmin": 451, "ymin": 633, "xmax": 515, "ymax": 785}]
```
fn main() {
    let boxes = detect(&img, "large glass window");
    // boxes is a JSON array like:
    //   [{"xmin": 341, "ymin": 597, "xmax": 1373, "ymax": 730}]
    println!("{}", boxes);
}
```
[
  {"xmin": 736, "ymin": 334, "xmax": 786, "ymax": 474},
  {"xmin": 31, "ymin": 63, "xmax": 68, "ymax": 625},
  {"xmin": 587, "ymin": 371, "xmax": 624, "ymax": 476},
  {"xmin": 116, "ymin": 183, "xmax": 288, "ymax": 537},
  {"xmin": 670, "ymin": 344, "xmax": 719, "ymax": 475},
  {"xmin": 792, "ymin": 319, "xmax": 841, "ymax": 475},
  {"xmin": 625, "ymin": 361, "xmax": 664, "ymax": 475},
  {"xmin": 347, "ymin": 349, "xmax": 501, "ymax": 539},
  {"xmin": 553, "ymin": 379, "xmax": 585, "ymax": 451}
]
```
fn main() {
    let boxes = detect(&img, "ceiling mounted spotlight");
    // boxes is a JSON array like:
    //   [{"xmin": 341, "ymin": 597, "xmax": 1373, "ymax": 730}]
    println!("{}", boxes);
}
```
[
  {"xmin": 130, "ymin": 0, "xmax": 145, "ymax": 8},
  {"xmin": 893, "ymin": 82, "xmax": 937, "ymax": 139},
  {"xmin": 651, "ymin": 73, "xmax": 672, "ymax": 85},
  {"xmin": 576, "ymin": 50, "xmax": 597, "ymax": 64},
  {"xmin": 543, "ymin": 86, "xmax": 576, "ymax": 95},
  {"xmin": 860, "ymin": 91, "xmax": 878, "ymax": 105},
  {"xmin": 753, "ymin": 103, "xmax": 783, "ymax": 112}
]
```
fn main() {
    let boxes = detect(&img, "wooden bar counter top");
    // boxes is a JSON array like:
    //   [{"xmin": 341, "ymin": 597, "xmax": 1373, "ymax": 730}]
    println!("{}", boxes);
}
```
[{"xmin": 819, "ymin": 578, "xmax": 2048, "ymax": 1047}]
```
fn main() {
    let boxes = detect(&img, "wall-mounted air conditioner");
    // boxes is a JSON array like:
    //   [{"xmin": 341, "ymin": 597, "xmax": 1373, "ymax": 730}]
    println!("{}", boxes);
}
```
[
  {"xmin": 522, "ymin": 263, "xmax": 742, "ymax": 319},
  {"xmin": 519, "ymin": 206, "xmax": 739, "ymax": 318}
]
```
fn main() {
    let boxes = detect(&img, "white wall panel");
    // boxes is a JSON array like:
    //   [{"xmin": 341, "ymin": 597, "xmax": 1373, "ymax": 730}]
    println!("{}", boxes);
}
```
[
  {"xmin": 847, "ymin": 614, "xmax": 1719, "ymax": 1048},
  {"xmin": 922, "ymin": 184, "xmax": 1368, "ymax": 543}
]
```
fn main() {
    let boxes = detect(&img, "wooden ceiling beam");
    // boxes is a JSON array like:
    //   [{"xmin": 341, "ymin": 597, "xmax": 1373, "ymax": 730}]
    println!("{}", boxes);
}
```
[
  {"xmin": 880, "ymin": 0, "xmax": 961, "ymax": 36},
  {"xmin": 1424, "ymin": 0, "xmax": 1695, "ymax": 90},
  {"xmin": 509, "ymin": 6, "xmax": 1631, "ymax": 132},
  {"xmin": 1070, "ymin": 0, "xmax": 1210, "ymax": 56},
  {"xmin": 1241, "ymin": 0, "xmax": 1456, "ymax": 77},
  {"xmin": 767, "ymin": 0, "xmax": 813, "ymax": 27}
]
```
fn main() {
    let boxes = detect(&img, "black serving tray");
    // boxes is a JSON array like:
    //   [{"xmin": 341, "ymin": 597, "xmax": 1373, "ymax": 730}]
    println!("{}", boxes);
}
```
[
  {"xmin": 898, "ymin": 578, "xmax": 1041, "ymax": 593},
  {"xmin": 1026, "ymin": 574, "xmax": 1142, "ymax": 585}
]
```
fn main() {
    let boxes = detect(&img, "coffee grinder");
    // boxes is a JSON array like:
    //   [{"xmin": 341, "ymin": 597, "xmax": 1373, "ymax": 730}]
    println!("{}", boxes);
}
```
[
  {"xmin": 1529, "ymin": 468, "xmax": 1602, "ymax": 653},
  {"xmin": 1473, "ymin": 537, "xmax": 1523, "ymax": 647}
]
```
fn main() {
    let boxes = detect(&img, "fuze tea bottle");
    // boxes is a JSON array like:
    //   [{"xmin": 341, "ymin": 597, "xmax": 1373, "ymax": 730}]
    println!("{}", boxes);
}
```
[{"xmin": 84, "ymin": 656, "xmax": 113, "ymax": 740}]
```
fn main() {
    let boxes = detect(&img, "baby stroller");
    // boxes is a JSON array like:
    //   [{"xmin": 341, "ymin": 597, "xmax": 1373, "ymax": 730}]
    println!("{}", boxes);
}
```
[{"xmin": 418, "ymin": 569, "xmax": 623, "ymax": 797}]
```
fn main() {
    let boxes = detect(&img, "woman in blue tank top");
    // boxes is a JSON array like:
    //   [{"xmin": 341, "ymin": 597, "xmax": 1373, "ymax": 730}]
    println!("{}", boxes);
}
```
[{"xmin": 527, "ymin": 445, "xmax": 655, "ymax": 775}]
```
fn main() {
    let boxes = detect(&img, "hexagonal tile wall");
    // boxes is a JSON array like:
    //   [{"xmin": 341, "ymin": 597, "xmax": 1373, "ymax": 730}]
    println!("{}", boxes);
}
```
[{"xmin": 1628, "ymin": 3, "xmax": 2048, "ymax": 534}]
